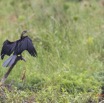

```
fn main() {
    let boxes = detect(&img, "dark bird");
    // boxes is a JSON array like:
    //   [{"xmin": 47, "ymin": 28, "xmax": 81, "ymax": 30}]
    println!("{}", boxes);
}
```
[{"xmin": 1, "ymin": 30, "xmax": 37, "ymax": 67}]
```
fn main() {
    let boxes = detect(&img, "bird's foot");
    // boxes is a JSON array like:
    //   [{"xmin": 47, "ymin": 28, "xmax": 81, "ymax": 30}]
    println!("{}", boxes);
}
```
[
  {"xmin": 21, "ymin": 57, "xmax": 26, "ymax": 62},
  {"xmin": 17, "ymin": 55, "xmax": 26, "ymax": 62}
]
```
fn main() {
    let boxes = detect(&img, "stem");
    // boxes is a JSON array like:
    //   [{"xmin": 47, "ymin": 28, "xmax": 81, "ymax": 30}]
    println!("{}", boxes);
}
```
[{"xmin": 0, "ymin": 56, "xmax": 26, "ymax": 85}]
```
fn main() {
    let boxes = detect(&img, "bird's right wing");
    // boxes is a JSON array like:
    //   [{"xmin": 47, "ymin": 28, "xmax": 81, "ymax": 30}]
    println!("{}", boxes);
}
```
[
  {"xmin": 1, "ymin": 40, "xmax": 16, "ymax": 59},
  {"xmin": 16, "ymin": 36, "xmax": 37, "ymax": 57}
]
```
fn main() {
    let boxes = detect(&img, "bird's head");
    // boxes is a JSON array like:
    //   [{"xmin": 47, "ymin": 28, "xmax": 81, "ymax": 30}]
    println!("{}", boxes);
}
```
[{"xmin": 21, "ymin": 30, "xmax": 28, "ymax": 38}]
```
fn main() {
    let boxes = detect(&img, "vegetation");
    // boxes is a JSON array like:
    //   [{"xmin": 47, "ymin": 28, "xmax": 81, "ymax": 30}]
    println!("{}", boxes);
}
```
[{"xmin": 0, "ymin": 0, "xmax": 104, "ymax": 102}]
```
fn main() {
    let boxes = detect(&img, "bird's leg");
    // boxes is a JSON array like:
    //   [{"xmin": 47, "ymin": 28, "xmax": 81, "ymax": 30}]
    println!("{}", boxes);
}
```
[
  {"xmin": 20, "ymin": 55, "xmax": 26, "ymax": 62},
  {"xmin": 21, "ymin": 56, "xmax": 26, "ymax": 62}
]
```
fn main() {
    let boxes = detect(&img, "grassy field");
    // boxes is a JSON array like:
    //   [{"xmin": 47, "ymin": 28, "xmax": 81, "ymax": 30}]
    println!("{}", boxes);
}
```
[{"xmin": 0, "ymin": 0, "xmax": 104, "ymax": 102}]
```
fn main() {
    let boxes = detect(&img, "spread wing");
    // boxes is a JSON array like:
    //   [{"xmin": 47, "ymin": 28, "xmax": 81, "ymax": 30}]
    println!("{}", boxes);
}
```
[
  {"xmin": 16, "ymin": 36, "xmax": 37, "ymax": 57},
  {"xmin": 1, "ymin": 40, "xmax": 16, "ymax": 59}
]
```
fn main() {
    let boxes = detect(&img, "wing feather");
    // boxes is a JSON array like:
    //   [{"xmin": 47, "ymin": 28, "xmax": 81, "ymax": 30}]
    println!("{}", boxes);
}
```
[
  {"xmin": 16, "ymin": 36, "xmax": 37, "ymax": 57},
  {"xmin": 1, "ymin": 40, "xmax": 16, "ymax": 59}
]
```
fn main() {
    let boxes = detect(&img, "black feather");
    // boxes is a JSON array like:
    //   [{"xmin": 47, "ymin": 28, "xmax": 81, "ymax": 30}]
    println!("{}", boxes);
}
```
[
  {"xmin": 1, "ymin": 40, "xmax": 16, "ymax": 59},
  {"xmin": 1, "ymin": 34, "xmax": 37, "ymax": 60},
  {"xmin": 14, "ymin": 36, "xmax": 37, "ymax": 57}
]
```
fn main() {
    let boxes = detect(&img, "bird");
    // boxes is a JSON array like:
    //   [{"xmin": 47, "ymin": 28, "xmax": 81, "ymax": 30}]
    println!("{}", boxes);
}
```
[{"xmin": 1, "ymin": 30, "xmax": 37, "ymax": 67}]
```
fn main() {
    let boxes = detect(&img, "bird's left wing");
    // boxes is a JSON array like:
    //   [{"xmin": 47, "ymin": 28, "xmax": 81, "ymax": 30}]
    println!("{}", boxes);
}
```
[
  {"xmin": 1, "ymin": 40, "xmax": 16, "ymax": 59},
  {"xmin": 16, "ymin": 36, "xmax": 37, "ymax": 57}
]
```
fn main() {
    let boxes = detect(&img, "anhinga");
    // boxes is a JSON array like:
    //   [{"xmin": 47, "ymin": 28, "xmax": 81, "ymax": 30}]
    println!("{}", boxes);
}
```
[
  {"xmin": 0, "ymin": 30, "xmax": 37, "ymax": 85},
  {"xmin": 1, "ymin": 30, "xmax": 37, "ymax": 67}
]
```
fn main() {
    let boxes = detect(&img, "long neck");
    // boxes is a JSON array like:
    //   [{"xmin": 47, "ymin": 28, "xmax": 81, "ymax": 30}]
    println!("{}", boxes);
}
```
[{"xmin": 21, "ymin": 34, "xmax": 24, "ymax": 39}]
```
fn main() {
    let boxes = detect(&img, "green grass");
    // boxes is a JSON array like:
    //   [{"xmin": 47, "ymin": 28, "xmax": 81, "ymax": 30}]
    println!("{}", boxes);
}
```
[{"xmin": 0, "ymin": 0, "xmax": 104, "ymax": 102}]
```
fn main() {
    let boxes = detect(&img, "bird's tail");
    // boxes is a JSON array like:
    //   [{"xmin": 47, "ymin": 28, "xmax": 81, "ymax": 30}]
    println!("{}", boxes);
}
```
[{"xmin": 3, "ymin": 55, "xmax": 17, "ymax": 67}]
